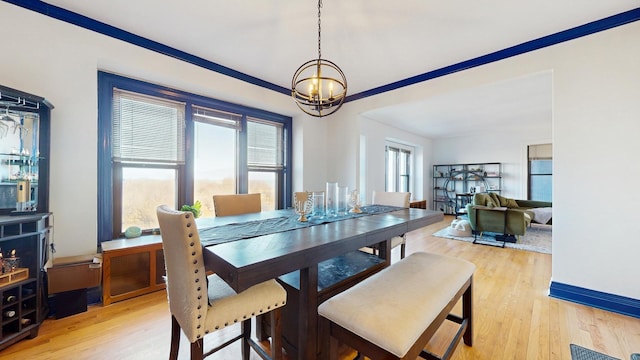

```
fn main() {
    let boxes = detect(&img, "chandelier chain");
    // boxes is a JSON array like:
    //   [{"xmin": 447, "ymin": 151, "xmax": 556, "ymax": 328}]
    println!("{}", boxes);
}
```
[{"xmin": 317, "ymin": 0, "xmax": 322, "ymax": 59}]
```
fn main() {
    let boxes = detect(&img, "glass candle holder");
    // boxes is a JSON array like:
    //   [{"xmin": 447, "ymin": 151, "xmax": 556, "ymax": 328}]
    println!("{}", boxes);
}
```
[
  {"xmin": 4, "ymin": 257, "xmax": 20, "ymax": 273},
  {"xmin": 312, "ymin": 191, "xmax": 325, "ymax": 219},
  {"xmin": 337, "ymin": 186, "xmax": 349, "ymax": 215}
]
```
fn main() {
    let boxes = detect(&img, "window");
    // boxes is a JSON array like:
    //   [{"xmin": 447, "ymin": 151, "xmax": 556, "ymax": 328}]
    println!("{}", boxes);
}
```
[
  {"xmin": 98, "ymin": 72, "xmax": 292, "ymax": 242},
  {"xmin": 385, "ymin": 144, "xmax": 412, "ymax": 193},
  {"xmin": 247, "ymin": 118, "xmax": 285, "ymax": 211},
  {"xmin": 193, "ymin": 107, "xmax": 240, "ymax": 218},
  {"xmin": 528, "ymin": 144, "xmax": 552, "ymax": 201}
]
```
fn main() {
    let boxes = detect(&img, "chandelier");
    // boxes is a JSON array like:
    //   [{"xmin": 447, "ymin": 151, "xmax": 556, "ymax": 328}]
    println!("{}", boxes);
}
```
[{"xmin": 291, "ymin": 0, "xmax": 347, "ymax": 117}]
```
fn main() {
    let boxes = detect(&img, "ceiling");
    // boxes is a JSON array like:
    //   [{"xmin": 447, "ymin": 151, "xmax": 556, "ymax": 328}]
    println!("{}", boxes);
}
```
[{"xmin": 40, "ymin": 1, "xmax": 639, "ymax": 138}]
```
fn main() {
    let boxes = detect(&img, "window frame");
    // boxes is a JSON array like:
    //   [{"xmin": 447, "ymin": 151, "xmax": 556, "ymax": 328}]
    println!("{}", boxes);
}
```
[
  {"xmin": 98, "ymin": 71, "xmax": 292, "ymax": 243},
  {"xmin": 385, "ymin": 143, "xmax": 412, "ymax": 193}
]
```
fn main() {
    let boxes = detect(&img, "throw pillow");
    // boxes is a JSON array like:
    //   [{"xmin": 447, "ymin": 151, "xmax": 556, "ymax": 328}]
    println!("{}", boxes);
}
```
[
  {"xmin": 496, "ymin": 194, "xmax": 519, "ymax": 208},
  {"xmin": 489, "ymin": 192, "xmax": 501, "ymax": 206}
]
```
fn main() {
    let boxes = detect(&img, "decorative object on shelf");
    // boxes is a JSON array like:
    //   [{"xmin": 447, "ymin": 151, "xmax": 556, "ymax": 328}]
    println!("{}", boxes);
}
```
[
  {"xmin": 4, "ymin": 249, "xmax": 19, "ymax": 273},
  {"xmin": 180, "ymin": 200, "xmax": 202, "ymax": 218},
  {"xmin": 294, "ymin": 193, "xmax": 313, "ymax": 222},
  {"xmin": 348, "ymin": 190, "xmax": 362, "ymax": 214},
  {"xmin": 0, "ymin": 268, "xmax": 29, "ymax": 287},
  {"xmin": 291, "ymin": 0, "xmax": 347, "ymax": 117},
  {"xmin": 124, "ymin": 226, "xmax": 142, "ymax": 239}
]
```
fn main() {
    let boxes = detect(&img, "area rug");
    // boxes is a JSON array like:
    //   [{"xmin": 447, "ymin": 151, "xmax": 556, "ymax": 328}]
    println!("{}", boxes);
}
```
[
  {"xmin": 432, "ymin": 222, "xmax": 552, "ymax": 254},
  {"xmin": 570, "ymin": 344, "xmax": 620, "ymax": 360}
]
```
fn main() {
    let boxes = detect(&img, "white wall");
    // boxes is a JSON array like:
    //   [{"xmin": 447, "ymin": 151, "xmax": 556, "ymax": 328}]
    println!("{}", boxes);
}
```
[
  {"xmin": 0, "ymin": 4, "xmax": 295, "ymax": 256},
  {"xmin": 551, "ymin": 23, "xmax": 640, "ymax": 297},
  {"xmin": 357, "ymin": 116, "xmax": 432, "ymax": 204}
]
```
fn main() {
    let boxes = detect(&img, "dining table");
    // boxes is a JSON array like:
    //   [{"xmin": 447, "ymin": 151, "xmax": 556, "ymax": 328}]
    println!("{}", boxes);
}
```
[{"xmin": 198, "ymin": 206, "xmax": 444, "ymax": 360}]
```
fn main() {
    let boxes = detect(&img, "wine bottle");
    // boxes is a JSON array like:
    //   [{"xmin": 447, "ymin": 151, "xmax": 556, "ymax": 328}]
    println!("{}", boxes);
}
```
[
  {"xmin": 5, "ymin": 295, "xmax": 16, "ymax": 304},
  {"xmin": 4, "ymin": 310, "xmax": 16, "ymax": 318}
]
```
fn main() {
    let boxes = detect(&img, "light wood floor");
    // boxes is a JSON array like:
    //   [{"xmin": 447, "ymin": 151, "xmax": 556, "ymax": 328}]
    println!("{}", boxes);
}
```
[{"xmin": 1, "ymin": 216, "xmax": 639, "ymax": 360}]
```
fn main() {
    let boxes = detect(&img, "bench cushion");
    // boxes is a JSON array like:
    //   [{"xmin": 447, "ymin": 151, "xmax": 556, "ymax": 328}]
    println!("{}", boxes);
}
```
[{"xmin": 318, "ymin": 252, "xmax": 476, "ymax": 358}]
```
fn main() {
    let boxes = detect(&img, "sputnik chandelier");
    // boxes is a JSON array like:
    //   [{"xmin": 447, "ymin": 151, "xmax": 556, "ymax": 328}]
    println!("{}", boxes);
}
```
[{"xmin": 291, "ymin": 0, "xmax": 347, "ymax": 117}]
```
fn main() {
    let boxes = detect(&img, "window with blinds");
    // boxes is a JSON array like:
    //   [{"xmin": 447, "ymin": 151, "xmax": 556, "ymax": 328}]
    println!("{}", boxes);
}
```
[
  {"xmin": 528, "ymin": 143, "xmax": 552, "ymax": 201},
  {"xmin": 112, "ymin": 88, "xmax": 186, "ymax": 164},
  {"xmin": 247, "ymin": 118, "xmax": 284, "ymax": 170},
  {"xmin": 98, "ymin": 72, "xmax": 292, "ymax": 241}
]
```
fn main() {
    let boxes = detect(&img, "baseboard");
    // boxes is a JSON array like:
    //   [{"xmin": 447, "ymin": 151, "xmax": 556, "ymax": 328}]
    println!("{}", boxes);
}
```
[{"xmin": 549, "ymin": 281, "xmax": 640, "ymax": 319}]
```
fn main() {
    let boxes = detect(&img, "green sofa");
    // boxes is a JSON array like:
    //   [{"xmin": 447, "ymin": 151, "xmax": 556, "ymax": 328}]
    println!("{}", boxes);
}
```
[{"xmin": 465, "ymin": 193, "xmax": 552, "ymax": 237}]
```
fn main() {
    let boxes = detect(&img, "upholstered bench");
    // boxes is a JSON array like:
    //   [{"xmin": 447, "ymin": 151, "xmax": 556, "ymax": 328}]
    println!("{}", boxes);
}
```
[{"xmin": 318, "ymin": 252, "xmax": 476, "ymax": 360}]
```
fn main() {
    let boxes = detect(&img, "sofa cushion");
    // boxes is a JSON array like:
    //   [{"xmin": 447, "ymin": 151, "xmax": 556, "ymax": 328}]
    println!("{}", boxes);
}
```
[
  {"xmin": 496, "ymin": 194, "xmax": 519, "ymax": 208},
  {"xmin": 489, "ymin": 192, "xmax": 501, "ymax": 207},
  {"xmin": 472, "ymin": 193, "xmax": 490, "ymax": 206}
]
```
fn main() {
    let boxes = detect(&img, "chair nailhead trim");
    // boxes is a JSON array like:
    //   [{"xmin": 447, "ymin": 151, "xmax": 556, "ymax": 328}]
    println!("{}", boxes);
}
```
[
  {"xmin": 190, "ymin": 241, "xmax": 195, "ymax": 246},
  {"xmin": 234, "ymin": 319, "xmax": 238, "ymax": 323}
]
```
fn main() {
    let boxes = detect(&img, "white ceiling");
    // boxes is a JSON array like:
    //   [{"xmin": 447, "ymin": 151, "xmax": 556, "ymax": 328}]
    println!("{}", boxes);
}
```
[{"xmin": 42, "ymin": 0, "xmax": 639, "ymax": 138}]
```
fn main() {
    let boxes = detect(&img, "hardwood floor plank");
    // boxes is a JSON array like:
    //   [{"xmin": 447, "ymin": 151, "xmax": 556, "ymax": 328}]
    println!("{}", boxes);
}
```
[{"xmin": 0, "ymin": 215, "xmax": 638, "ymax": 359}]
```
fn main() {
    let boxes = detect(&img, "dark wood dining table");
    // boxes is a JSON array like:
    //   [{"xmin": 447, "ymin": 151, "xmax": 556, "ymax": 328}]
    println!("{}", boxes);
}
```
[{"xmin": 199, "ymin": 207, "xmax": 443, "ymax": 360}]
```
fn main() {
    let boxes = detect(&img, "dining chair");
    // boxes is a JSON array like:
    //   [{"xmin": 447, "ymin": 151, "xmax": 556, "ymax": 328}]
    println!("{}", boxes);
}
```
[
  {"xmin": 156, "ymin": 205, "xmax": 287, "ymax": 360},
  {"xmin": 212, "ymin": 193, "xmax": 261, "ymax": 217},
  {"xmin": 371, "ymin": 191, "xmax": 411, "ymax": 259}
]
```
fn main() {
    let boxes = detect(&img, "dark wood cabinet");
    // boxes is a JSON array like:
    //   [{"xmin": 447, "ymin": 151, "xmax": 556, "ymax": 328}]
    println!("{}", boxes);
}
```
[
  {"xmin": 0, "ymin": 214, "xmax": 51, "ymax": 350},
  {"xmin": 0, "ymin": 85, "xmax": 53, "ymax": 349}
]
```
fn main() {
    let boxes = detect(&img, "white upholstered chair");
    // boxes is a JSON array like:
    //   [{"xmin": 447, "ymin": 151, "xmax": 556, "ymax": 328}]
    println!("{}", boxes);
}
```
[
  {"xmin": 212, "ymin": 193, "xmax": 261, "ymax": 217},
  {"xmin": 371, "ymin": 191, "xmax": 411, "ymax": 259},
  {"xmin": 156, "ymin": 205, "xmax": 287, "ymax": 360}
]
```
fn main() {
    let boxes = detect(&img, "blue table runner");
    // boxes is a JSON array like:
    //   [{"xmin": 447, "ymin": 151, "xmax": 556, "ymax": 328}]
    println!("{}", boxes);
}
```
[{"xmin": 199, "ymin": 205, "xmax": 404, "ymax": 246}]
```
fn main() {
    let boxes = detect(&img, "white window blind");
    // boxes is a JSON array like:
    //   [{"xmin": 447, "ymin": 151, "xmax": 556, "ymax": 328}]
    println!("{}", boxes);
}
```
[
  {"xmin": 112, "ymin": 88, "xmax": 186, "ymax": 164},
  {"xmin": 192, "ymin": 105, "xmax": 242, "ymax": 130},
  {"xmin": 247, "ymin": 118, "xmax": 283, "ymax": 170}
]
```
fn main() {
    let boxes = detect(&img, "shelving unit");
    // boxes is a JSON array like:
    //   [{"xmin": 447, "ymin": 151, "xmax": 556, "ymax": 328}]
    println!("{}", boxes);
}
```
[
  {"xmin": 0, "ymin": 84, "xmax": 52, "ymax": 215},
  {"xmin": 0, "ymin": 214, "xmax": 51, "ymax": 350},
  {"xmin": 433, "ymin": 162, "xmax": 502, "ymax": 215},
  {"xmin": 0, "ymin": 85, "xmax": 52, "ymax": 350}
]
